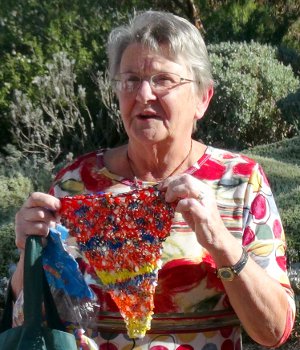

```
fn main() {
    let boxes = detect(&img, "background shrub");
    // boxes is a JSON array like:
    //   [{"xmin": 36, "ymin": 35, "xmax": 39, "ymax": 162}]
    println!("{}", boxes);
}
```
[
  {"xmin": 0, "ymin": 173, "xmax": 33, "ymax": 307},
  {"xmin": 195, "ymin": 41, "xmax": 300, "ymax": 149},
  {"xmin": 0, "ymin": 0, "xmax": 128, "ymax": 152}
]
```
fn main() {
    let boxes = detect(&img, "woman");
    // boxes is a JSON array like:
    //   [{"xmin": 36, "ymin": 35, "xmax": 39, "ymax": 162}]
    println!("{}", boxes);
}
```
[{"xmin": 12, "ymin": 10, "xmax": 295, "ymax": 350}]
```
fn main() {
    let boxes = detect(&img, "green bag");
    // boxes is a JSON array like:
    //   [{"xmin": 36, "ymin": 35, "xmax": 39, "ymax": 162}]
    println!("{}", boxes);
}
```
[{"xmin": 0, "ymin": 236, "xmax": 78, "ymax": 349}]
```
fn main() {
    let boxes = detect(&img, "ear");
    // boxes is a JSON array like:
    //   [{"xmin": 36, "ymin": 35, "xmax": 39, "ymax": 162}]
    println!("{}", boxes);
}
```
[{"xmin": 194, "ymin": 85, "xmax": 214, "ymax": 121}]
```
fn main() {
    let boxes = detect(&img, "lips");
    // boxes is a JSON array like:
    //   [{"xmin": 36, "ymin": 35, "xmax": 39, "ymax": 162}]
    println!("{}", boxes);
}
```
[{"xmin": 137, "ymin": 112, "xmax": 161, "ymax": 120}]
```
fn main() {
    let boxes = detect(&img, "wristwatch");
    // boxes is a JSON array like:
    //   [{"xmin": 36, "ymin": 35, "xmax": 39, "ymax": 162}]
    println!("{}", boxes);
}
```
[{"xmin": 217, "ymin": 247, "xmax": 249, "ymax": 281}]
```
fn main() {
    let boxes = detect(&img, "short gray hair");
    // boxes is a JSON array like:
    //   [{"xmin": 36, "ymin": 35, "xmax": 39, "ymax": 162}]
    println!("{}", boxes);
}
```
[{"xmin": 107, "ymin": 10, "xmax": 213, "ymax": 95}]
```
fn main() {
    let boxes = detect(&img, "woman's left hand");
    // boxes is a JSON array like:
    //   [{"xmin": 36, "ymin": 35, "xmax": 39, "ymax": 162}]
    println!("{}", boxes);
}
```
[{"xmin": 159, "ymin": 174, "xmax": 229, "ymax": 251}]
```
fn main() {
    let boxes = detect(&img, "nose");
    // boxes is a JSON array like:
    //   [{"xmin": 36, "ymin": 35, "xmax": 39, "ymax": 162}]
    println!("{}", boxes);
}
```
[{"xmin": 135, "ymin": 79, "xmax": 157, "ymax": 104}]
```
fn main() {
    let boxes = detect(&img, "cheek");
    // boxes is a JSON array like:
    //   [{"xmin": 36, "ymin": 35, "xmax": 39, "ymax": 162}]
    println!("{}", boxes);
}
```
[{"xmin": 118, "ymin": 96, "xmax": 133, "ymax": 118}]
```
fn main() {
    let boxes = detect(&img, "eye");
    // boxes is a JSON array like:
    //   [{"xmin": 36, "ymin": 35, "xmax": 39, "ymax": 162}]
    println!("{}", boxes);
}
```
[
  {"xmin": 125, "ymin": 74, "xmax": 140, "ymax": 83},
  {"xmin": 122, "ymin": 74, "xmax": 141, "ymax": 91},
  {"xmin": 152, "ymin": 73, "xmax": 179, "ymax": 87}
]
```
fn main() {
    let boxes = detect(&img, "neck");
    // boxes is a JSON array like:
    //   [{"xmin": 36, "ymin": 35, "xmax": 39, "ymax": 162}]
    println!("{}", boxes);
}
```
[{"xmin": 127, "ymin": 139, "xmax": 193, "ymax": 182}]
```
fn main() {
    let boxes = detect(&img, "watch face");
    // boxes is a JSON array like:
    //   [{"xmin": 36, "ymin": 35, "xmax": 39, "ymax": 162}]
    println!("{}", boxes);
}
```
[{"xmin": 218, "ymin": 267, "xmax": 235, "ymax": 281}]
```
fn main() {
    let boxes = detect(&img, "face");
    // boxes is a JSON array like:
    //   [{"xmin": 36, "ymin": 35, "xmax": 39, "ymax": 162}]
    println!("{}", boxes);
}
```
[{"xmin": 116, "ymin": 43, "xmax": 212, "ymax": 146}]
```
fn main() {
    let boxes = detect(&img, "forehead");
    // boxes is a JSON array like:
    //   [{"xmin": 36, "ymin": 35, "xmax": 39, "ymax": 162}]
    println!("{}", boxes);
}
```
[{"xmin": 119, "ymin": 43, "xmax": 188, "ymax": 74}]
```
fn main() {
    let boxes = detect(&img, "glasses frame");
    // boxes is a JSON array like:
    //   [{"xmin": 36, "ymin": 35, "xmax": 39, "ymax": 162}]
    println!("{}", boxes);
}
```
[{"xmin": 112, "ymin": 72, "xmax": 197, "ymax": 94}]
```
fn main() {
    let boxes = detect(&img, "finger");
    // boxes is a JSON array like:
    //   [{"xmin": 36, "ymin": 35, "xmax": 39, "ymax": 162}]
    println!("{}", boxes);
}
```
[
  {"xmin": 165, "ymin": 183, "xmax": 193, "ymax": 202},
  {"xmin": 175, "ymin": 198, "xmax": 202, "ymax": 230},
  {"xmin": 15, "ymin": 221, "xmax": 52, "ymax": 250},
  {"xmin": 157, "ymin": 174, "xmax": 181, "ymax": 191},
  {"xmin": 24, "ymin": 192, "xmax": 61, "ymax": 211},
  {"xmin": 20, "ymin": 206, "xmax": 57, "ymax": 223}
]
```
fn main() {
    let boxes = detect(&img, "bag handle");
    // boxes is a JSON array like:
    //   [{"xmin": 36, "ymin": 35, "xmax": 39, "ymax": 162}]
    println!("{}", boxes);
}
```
[
  {"xmin": 24, "ymin": 235, "xmax": 66, "ymax": 330},
  {"xmin": 0, "ymin": 236, "xmax": 65, "ymax": 331},
  {"xmin": 23, "ymin": 235, "xmax": 43, "ymax": 327}
]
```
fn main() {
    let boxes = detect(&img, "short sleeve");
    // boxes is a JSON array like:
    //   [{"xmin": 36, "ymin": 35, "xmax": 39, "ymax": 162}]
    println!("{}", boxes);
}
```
[{"xmin": 242, "ymin": 164, "xmax": 295, "ymax": 344}]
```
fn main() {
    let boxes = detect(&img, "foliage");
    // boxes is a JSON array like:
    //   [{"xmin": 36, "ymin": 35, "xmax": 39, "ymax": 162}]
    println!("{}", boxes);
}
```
[
  {"xmin": 5, "ymin": 51, "xmax": 128, "ymax": 165},
  {"xmin": 195, "ymin": 41, "xmax": 300, "ymax": 150},
  {"xmin": 0, "ymin": 173, "xmax": 33, "ymax": 225},
  {"xmin": 245, "ymin": 135, "xmax": 300, "ymax": 166},
  {"xmin": 9, "ymin": 52, "xmax": 95, "ymax": 163},
  {"xmin": 196, "ymin": 0, "xmax": 300, "ymax": 47},
  {"xmin": 282, "ymin": 17, "xmax": 300, "ymax": 54},
  {"xmin": 0, "ymin": 223, "xmax": 18, "ymax": 307},
  {"xmin": 0, "ymin": 0, "xmax": 128, "ymax": 151}
]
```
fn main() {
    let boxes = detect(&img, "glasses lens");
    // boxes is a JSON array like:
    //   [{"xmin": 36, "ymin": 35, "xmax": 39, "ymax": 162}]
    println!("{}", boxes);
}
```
[
  {"xmin": 113, "ymin": 72, "xmax": 185, "ymax": 93},
  {"xmin": 152, "ymin": 73, "xmax": 181, "ymax": 90},
  {"xmin": 113, "ymin": 73, "xmax": 141, "ymax": 93}
]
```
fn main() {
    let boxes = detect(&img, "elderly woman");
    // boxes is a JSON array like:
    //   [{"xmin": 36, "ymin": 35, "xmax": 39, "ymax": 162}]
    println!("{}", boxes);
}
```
[{"xmin": 11, "ymin": 10, "xmax": 295, "ymax": 350}]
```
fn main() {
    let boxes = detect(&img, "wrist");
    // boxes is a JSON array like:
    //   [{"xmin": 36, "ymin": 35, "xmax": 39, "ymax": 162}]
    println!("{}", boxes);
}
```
[{"xmin": 216, "ymin": 247, "xmax": 249, "ymax": 281}]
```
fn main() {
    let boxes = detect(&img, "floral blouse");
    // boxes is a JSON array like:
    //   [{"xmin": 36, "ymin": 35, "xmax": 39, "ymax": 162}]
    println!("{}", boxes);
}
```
[{"xmin": 14, "ymin": 146, "xmax": 295, "ymax": 350}]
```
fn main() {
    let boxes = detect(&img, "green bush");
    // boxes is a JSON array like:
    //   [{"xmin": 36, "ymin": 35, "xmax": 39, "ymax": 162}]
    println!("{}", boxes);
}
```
[
  {"xmin": 282, "ymin": 17, "xmax": 300, "ymax": 54},
  {"xmin": 195, "ymin": 41, "xmax": 300, "ymax": 150},
  {"xmin": 0, "ymin": 223, "xmax": 18, "ymax": 307},
  {"xmin": 245, "ymin": 135, "xmax": 300, "ymax": 165},
  {"xmin": 0, "ymin": 170, "xmax": 32, "ymax": 304},
  {"xmin": 0, "ymin": 173, "xmax": 33, "ymax": 225},
  {"xmin": 198, "ymin": 0, "xmax": 300, "ymax": 47},
  {"xmin": 0, "ymin": 0, "xmax": 129, "ymax": 152}
]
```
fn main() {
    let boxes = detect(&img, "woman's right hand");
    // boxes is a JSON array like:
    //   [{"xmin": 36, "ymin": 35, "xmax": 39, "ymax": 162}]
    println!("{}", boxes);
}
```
[{"xmin": 15, "ymin": 192, "xmax": 61, "ymax": 250}]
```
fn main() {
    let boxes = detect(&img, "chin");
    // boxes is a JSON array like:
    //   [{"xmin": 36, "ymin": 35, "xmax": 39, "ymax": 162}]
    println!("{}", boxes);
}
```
[{"xmin": 131, "ymin": 129, "xmax": 169, "ymax": 144}]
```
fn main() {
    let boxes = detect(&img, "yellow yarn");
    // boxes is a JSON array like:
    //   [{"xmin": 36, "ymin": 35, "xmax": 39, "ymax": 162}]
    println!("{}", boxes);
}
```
[{"xmin": 95, "ymin": 263, "xmax": 156, "ymax": 285}]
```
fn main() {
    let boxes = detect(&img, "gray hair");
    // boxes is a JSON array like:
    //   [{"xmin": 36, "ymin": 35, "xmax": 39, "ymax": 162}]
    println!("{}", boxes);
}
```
[{"xmin": 107, "ymin": 10, "xmax": 213, "ymax": 95}]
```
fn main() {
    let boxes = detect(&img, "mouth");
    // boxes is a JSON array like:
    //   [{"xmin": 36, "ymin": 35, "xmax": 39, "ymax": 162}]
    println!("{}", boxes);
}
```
[{"xmin": 137, "ymin": 113, "xmax": 161, "ymax": 120}]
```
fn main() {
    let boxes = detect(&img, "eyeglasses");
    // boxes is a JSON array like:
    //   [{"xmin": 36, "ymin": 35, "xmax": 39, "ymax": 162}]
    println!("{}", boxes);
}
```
[{"xmin": 112, "ymin": 72, "xmax": 197, "ymax": 94}]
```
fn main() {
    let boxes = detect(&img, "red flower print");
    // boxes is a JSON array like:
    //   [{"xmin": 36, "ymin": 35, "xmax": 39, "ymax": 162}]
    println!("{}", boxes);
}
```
[
  {"xmin": 233, "ymin": 162, "xmax": 255, "ymax": 177},
  {"xmin": 276, "ymin": 255, "xmax": 287, "ymax": 272},
  {"xmin": 154, "ymin": 256, "xmax": 224, "ymax": 313},
  {"xmin": 250, "ymin": 194, "xmax": 268, "ymax": 221},
  {"xmin": 222, "ymin": 153, "xmax": 237, "ymax": 159},
  {"xmin": 220, "ymin": 326, "xmax": 233, "ymax": 338},
  {"xmin": 221, "ymin": 339, "xmax": 234, "ymax": 350},
  {"xmin": 80, "ymin": 157, "xmax": 113, "ymax": 191},
  {"xmin": 273, "ymin": 219, "xmax": 283, "ymax": 239},
  {"xmin": 243, "ymin": 226, "xmax": 255, "ymax": 246},
  {"xmin": 193, "ymin": 159, "xmax": 226, "ymax": 181}
]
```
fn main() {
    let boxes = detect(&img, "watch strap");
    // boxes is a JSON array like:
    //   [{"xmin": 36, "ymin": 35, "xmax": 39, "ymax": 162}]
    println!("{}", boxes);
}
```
[
  {"xmin": 231, "ymin": 247, "xmax": 248, "ymax": 275},
  {"xmin": 217, "ymin": 247, "xmax": 248, "ymax": 280}
]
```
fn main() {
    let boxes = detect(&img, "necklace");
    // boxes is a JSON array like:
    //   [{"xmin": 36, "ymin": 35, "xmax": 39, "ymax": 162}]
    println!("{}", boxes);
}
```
[{"xmin": 126, "ymin": 139, "xmax": 193, "ymax": 185}]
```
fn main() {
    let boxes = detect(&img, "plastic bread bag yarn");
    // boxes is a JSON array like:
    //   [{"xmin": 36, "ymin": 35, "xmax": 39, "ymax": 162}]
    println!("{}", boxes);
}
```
[
  {"xmin": 42, "ymin": 226, "xmax": 99, "ymax": 329},
  {"xmin": 58, "ymin": 186, "xmax": 177, "ymax": 338}
]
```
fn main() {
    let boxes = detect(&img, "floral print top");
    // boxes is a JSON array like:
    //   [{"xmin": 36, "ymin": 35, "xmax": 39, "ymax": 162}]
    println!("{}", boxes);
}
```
[{"xmin": 14, "ymin": 146, "xmax": 295, "ymax": 350}]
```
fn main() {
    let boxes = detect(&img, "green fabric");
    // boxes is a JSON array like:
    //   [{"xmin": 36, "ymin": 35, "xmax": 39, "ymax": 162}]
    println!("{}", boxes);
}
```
[{"xmin": 0, "ymin": 236, "xmax": 78, "ymax": 349}]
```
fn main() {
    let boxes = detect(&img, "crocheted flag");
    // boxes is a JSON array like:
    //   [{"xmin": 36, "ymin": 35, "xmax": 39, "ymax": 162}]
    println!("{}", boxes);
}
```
[{"xmin": 59, "ymin": 187, "xmax": 176, "ymax": 338}]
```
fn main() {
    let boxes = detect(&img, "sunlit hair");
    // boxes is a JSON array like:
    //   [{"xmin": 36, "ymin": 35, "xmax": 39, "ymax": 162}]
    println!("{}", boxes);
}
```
[{"xmin": 107, "ymin": 10, "xmax": 214, "ymax": 96}]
